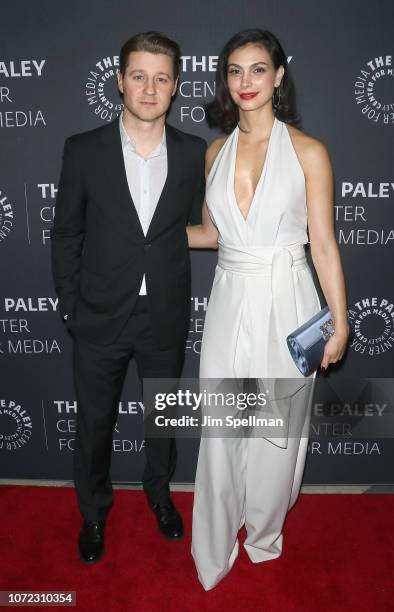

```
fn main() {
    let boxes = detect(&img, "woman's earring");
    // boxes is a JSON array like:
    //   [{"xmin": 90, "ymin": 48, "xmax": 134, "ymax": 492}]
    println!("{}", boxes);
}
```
[{"xmin": 272, "ymin": 85, "xmax": 281, "ymax": 111}]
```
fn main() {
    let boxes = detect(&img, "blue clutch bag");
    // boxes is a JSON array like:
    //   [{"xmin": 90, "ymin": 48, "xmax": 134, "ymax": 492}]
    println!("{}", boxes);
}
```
[{"xmin": 286, "ymin": 306, "xmax": 335, "ymax": 377}]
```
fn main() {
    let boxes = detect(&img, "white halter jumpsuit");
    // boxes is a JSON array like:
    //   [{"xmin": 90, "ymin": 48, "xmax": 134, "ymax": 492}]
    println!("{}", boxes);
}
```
[{"xmin": 191, "ymin": 118, "xmax": 321, "ymax": 590}]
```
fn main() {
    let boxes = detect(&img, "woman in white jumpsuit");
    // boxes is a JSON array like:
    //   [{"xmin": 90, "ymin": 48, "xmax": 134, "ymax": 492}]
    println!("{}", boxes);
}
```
[{"xmin": 186, "ymin": 29, "xmax": 349, "ymax": 590}]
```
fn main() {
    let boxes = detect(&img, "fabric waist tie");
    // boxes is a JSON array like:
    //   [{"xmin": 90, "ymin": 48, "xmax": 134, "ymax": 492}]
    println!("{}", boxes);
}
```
[
  {"xmin": 218, "ymin": 243, "xmax": 307, "ymax": 276},
  {"xmin": 218, "ymin": 242, "xmax": 308, "ymax": 379}
]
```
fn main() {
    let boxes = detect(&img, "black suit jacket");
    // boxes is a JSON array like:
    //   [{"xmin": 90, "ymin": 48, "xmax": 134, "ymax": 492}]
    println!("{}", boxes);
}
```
[{"xmin": 51, "ymin": 118, "xmax": 206, "ymax": 349}]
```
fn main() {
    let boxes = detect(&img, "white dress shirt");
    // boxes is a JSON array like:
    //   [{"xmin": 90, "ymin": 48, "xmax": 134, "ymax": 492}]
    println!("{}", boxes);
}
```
[{"xmin": 119, "ymin": 113, "xmax": 167, "ymax": 295}]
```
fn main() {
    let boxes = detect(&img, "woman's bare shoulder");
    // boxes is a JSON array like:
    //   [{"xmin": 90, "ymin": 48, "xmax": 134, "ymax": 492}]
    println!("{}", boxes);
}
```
[
  {"xmin": 285, "ymin": 124, "xmax": 331, "ymax": 174},
  {"xmin": 205, "ymin": 136, "xmax": 228, "ymax": 175}
]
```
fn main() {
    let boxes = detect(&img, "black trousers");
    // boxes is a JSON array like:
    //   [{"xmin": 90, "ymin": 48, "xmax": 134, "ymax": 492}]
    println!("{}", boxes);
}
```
[{"xmin": 72, "ymin": 296, "xmax": 185, "ymax": 522}]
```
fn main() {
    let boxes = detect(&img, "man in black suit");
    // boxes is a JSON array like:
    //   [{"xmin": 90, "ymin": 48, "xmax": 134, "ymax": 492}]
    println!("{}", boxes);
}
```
[{"xmin": 51, "ymin": 32, "xmax": 206, "ymax": 563}]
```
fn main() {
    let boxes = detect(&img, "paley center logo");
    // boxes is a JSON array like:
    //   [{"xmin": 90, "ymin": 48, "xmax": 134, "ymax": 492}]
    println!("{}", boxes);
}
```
[
  {"xmin": 354, "ymin": 54, "xmax": 394, "ymax": 125},
  {"xmin": 348, "ymin": 297, "xmax": 394, "ymax": 356},
  {"xmin": 0, "ymin": 60, "xmax": 46, "ymax": 78},
  {"xmin": 336, "ymin": 181, "xmax": 394, "ymax": 246},
  {"xmin": 0, "ymin": 60, "xmax": 47, "ymax": 128},
  {"xmin": 0, "ymin": 188, "xmax": 14, "ymax": 243},
  {"xmin": 85, "ymin": 55, "xmax": 123, "ymax": 122},
  {"xmin": 0, "ymin": 399, "xmax": 32, "ymax": 450}
]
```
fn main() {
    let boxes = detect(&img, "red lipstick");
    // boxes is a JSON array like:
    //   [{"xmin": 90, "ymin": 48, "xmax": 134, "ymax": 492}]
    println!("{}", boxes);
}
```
[{"xmin": 240, "ymin": 92, "xmax": 257, "ymax": 100}]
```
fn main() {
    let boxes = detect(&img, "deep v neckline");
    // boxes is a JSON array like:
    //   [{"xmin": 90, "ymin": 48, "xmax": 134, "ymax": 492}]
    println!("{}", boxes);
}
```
[{"xmin": 230, "ymin": 117, "xmax": 277, "ymax": 224}]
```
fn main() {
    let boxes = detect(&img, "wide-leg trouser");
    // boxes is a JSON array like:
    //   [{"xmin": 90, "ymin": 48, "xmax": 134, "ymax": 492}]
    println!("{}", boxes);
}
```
[{"xmin": 191, "ymin": 383, "xmax": 312, "ymax": 591}]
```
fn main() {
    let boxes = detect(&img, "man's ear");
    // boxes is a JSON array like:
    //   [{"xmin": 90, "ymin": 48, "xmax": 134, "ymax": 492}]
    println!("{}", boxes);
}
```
[
  {"xmin": 117, "ymin": 70, "xmax": 124, "ymax": 94},
  {"xmin": 172, "ymin": 76, "xmax": 179, "ymax": 97}
]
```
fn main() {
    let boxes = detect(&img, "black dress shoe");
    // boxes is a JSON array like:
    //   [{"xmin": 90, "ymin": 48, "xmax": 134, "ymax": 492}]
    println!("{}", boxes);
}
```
[
  {"xmin": 78, "ymin": 520, "xmax": 105, "ymax": 564},
  {"xmin": 152, "ymin": 499, "xmax": 184, "ymax": 540}
]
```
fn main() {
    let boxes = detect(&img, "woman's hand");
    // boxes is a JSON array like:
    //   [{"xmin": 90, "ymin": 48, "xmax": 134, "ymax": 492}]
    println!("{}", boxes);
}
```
[{"xmin": 320, "ymin": 325, "xmax": 350, "ymax": 371}]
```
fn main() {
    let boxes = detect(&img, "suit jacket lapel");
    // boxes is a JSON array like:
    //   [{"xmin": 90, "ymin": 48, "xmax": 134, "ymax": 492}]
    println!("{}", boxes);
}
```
[
  {"xmin": 146, "ymin": 124, "xmax": 182, "ymax": 240},
  {"xmin": 100, "ymin": 119, "xmax": 145, "ymax": 239}
]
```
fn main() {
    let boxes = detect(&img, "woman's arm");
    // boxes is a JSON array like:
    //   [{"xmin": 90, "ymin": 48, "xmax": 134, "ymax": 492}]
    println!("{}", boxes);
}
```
[
  {"xmin": 302, "ymin": 138, "xmax": 350, "ymax": 369},
  {"xmin": 187, "ymin": 200, "xmax": 218, "ymax": 249},
  {"xmin": 186, "ymin": 138, "xmax": 226, "ymax": 249}
]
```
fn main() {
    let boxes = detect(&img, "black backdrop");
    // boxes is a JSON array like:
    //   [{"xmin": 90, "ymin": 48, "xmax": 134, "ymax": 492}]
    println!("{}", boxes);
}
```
[{"xmin": 1, "ymin": 0, "xmax": 394, "ymax": 484}]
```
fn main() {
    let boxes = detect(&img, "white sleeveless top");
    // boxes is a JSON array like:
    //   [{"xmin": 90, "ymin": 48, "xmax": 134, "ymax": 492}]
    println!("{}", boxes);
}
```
[
  {"xmin": 200, "ymin": 117, "xmax": 321, "ymax": 386},
  {"xmin": 206, "ymin": 117, "xmax": 308, "ymax": 247}
]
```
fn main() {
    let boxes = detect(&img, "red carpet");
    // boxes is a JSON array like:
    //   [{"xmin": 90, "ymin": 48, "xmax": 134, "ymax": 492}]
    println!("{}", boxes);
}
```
[{"xmin": 0, "ymin": 486, "xmax": 393, "ymax": 611}]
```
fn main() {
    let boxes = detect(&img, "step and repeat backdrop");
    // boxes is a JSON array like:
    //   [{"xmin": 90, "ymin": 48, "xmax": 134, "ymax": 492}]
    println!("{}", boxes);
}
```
[{"xmin": 1, "ymin": 0, "xmax": 393, "ymax": 485}]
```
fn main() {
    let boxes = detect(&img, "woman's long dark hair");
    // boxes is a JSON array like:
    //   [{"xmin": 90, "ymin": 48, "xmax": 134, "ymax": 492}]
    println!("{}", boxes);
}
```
[{"xmin": 206, "ymin": 29, "xmax": 299, "ymax": 133}]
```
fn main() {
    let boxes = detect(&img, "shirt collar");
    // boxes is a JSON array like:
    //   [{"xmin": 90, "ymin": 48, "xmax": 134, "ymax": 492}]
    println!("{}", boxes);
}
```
[{"xmin": 119, "ymin": 112, "xmax": 166, "ymax": 159}]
